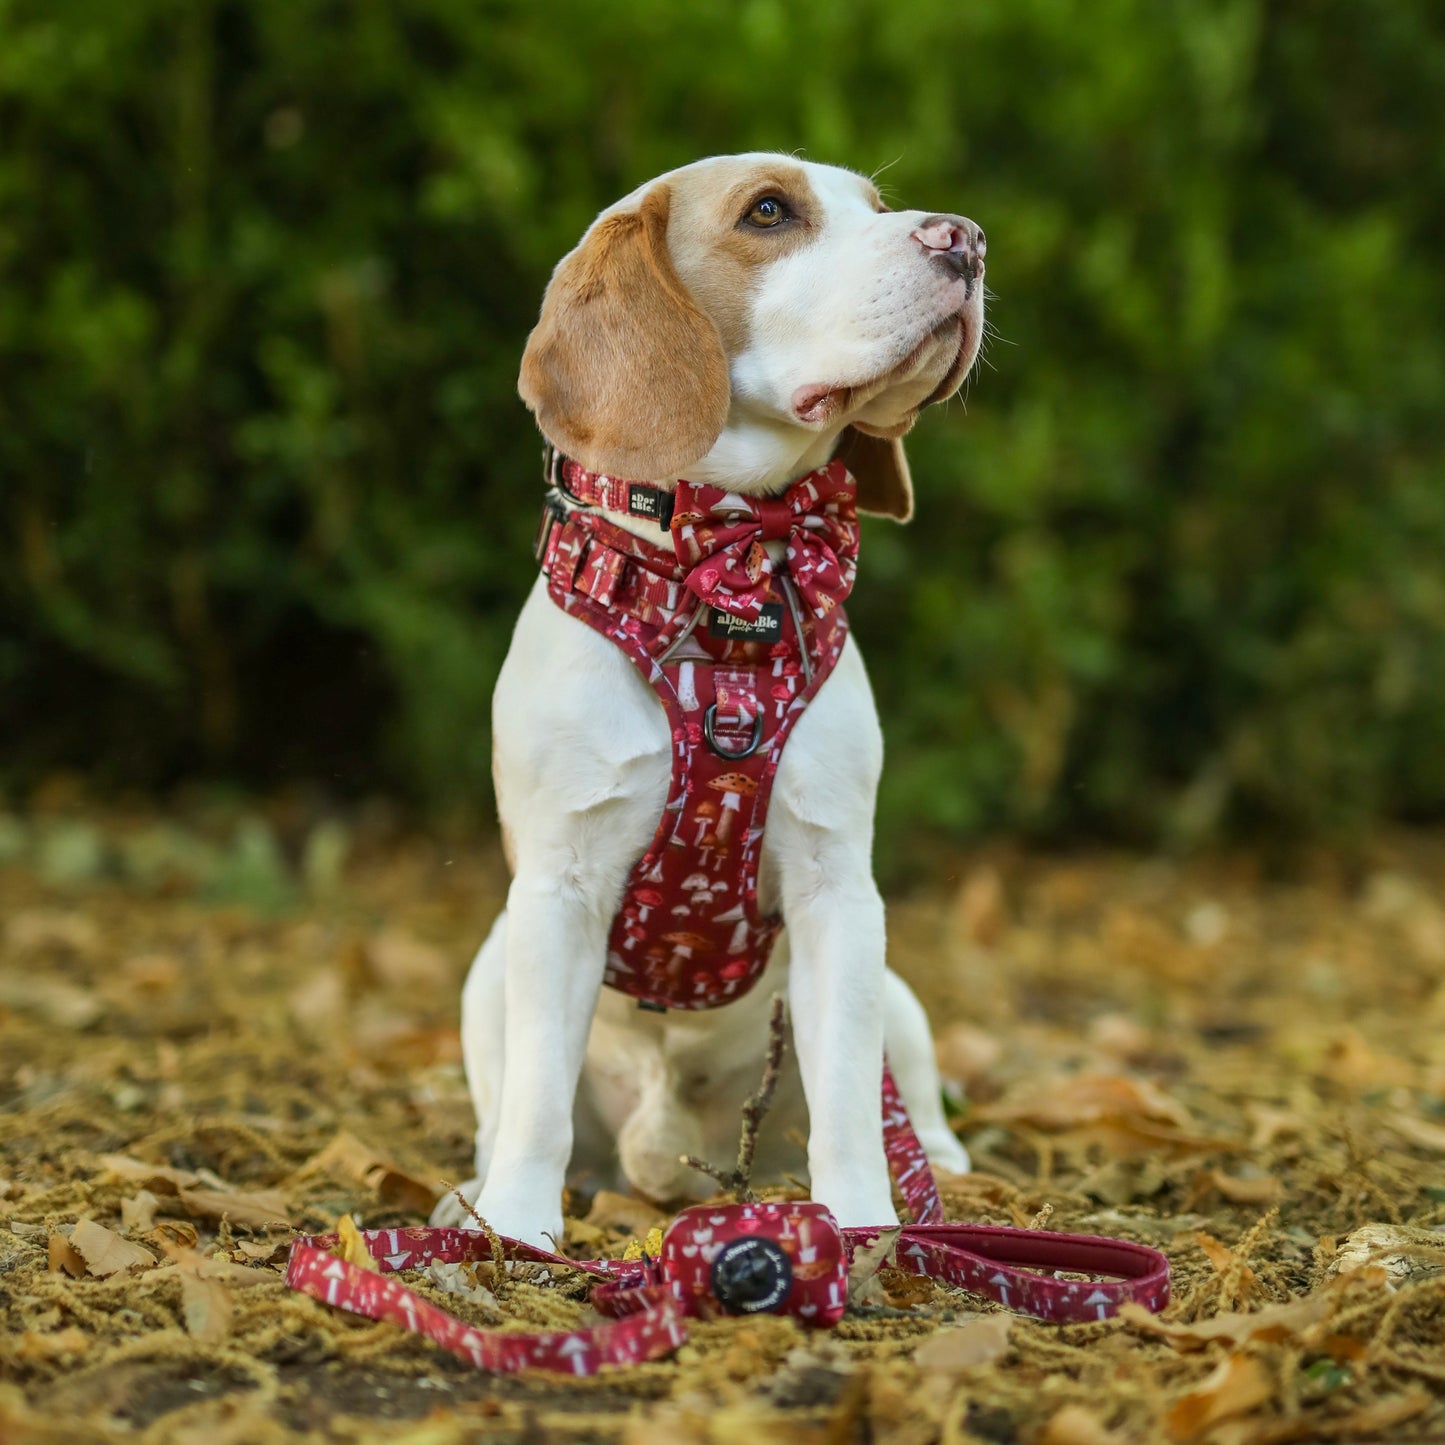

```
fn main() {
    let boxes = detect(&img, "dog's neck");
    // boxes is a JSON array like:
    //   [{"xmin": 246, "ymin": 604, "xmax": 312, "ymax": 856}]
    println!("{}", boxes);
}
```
[{"xmin": 584, "ymin": 411, "xmax": 849, "ymax": 546}]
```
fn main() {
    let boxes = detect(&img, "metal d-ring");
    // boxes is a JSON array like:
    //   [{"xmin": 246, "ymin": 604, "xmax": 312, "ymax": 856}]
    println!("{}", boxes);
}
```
[{"xmin": 704, "ymin": 703, "xmax": 763, "ymax": 760}]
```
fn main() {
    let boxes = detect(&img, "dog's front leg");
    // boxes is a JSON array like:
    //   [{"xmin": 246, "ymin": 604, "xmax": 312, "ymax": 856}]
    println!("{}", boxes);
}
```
[
  {"xmin": 779, "ymin": 834, "xmax": 897, "ymax": 1228},
  {"xmin": 767, "ymin": 638, "xmax": 896, "ymax": 1227},
  {"xmin": 470, "ymin": 853, "xmax": 612, "ymax": 1247}
]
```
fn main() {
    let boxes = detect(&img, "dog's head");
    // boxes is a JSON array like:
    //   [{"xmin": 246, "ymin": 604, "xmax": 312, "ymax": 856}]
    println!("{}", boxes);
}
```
[{"xmin": 519, "ymin": 154, "xmax": 985, "ymax": 521}]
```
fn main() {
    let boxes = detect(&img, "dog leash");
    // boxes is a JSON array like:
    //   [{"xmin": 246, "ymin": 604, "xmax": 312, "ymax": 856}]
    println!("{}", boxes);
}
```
[{"xmin": 285, "ymin": 1071, "xmax": 1171, "ymax": 1374}]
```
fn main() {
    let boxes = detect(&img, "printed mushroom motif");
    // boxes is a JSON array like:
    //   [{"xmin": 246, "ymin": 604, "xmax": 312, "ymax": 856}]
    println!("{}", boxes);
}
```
[
  {"xmin": 693, "ymin": 799, "xmax": 719, "ymax": 847},
  {"xmin": 661, "ymin": 931, "xmax": 711, "ymax": 977},
  {"xmin": 681, "ymin": 871, "xmax": 715, "ymax": 908},
  {"xmin": 708, "ymin": 771, "xmax": 758, "ymax": 844},
  {"xmin": 712, "ymin": 900, "xmax": 750, "ymax": 954},
  {"xmin": 633, "ymin": 888, "xmax": 664, "ymax": 925},
  {"xmin": 677, "ymin": 661, "xmax": 700, "ymax": 712},
  {"xmin": 770, "ymin": 682, "xmax": 792, "ymax": 719}
]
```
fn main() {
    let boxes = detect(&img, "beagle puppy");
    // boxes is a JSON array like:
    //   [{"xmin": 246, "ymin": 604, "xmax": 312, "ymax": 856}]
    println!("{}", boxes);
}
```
[{"xmin": 434, "ymin": 154, "xmax": 985, "ymax": 1247}]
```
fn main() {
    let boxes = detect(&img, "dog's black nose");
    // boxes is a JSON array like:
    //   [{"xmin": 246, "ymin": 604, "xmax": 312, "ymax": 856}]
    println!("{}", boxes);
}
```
[{"xmin": 912, "ymin": 214, "xmax": 986, "ymax": 283}]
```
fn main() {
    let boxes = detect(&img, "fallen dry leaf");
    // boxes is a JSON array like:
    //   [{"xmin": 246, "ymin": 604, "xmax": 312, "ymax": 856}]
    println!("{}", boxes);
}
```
[
  {"xmin": 298, "ymin": 1129, "xmax": 439, "ymax": 1216},
  {"xmin": 584, "ymin": 1189, "xmax": 667, "ymax": 1236},
  {"xmin": 46, "ymin": 1233, "xmax": 86, "ymax": 1278},
  {"xmin": 1330, "ymin": 1223, "xmax": 1445, "ymax": 1288},
  {"xmin": 121, "ymin": 1189, "xmax": 160, "ymax": 1233},
  {"xmin": 231, "ymin": 1238, "xmax": 289, "ymax": 1265},
  {"xmin": 913, "ymin": 1312, "xmax": 1013, "ymax": 1371},
  {"xmin": 1120, "ymin": 1293, "xmax": 1331, "ymax": 1353},
  {"xmin": 70, "ymin": 1218, "xmax": 156, "ymax": 1276},
  {"xmin": 1204, "ymin": 1170, "xmax": 1284, "ymax": 1206},
  {"xmin": 179, "ymin": 1187, "xmax": 291, "ymax": 1228},
  {"xmin": 179, "ymin": 1267, "xmax": 233, "ymax": 1344},
  {"xmin": 335, "ymin": 1213, "xmax": 378, "ymax": 1271},
  {"xmin": 846, "ymin": 1227, "xmax": 899, "ymax": 1309},
  {"xmin": 934, "ymin": 1020, "xmax": 1003, "ymax": 1086},
  {"xmin": 979, "ymin": 1073, "xmax": 1196, "ymax": 1131},
  {"xmin": 1165, "ymin": 1353, "xmax": 1273, "ymax": 1441},
  {"xmin": 975, "ymin": 1073, "xmax": 1232, "ymax": 1158},
  {"xmin": 99, "ymin": 1154, "xmax": 201, "ymax": 1193}
]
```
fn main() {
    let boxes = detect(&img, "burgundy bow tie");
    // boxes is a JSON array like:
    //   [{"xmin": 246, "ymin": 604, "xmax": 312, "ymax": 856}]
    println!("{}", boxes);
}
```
[{"xmin": 671, "ymin": 461, "xmax": 860, "ymax": 622}]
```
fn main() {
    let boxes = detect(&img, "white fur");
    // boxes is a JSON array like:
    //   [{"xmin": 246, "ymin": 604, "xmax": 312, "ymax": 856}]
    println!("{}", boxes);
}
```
[{"xmin": 434, "ymin": 157, "xmax": 979, "ymax": 1245}]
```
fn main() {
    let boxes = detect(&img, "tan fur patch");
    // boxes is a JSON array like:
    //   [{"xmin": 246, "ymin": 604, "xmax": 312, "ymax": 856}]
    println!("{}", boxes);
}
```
[
  {"xmin": 665, "ymin": 159, "xmax": 822, "ymax": 359},
  {"xmin": 518, "ymin": 185, "xmax": 730, "ymax": 478}
]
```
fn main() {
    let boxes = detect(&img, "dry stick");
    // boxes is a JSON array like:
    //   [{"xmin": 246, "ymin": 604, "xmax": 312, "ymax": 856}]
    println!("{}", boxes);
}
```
[{"xmin": 681, "ymin": 993, "xmax": 788, "ymax": 1203}]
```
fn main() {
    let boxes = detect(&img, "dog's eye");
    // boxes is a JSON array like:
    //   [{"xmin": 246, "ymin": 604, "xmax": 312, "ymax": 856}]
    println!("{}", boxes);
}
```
[{"xmin": 745, "ymin": 196, "xmax": 788, "ymax": 228}]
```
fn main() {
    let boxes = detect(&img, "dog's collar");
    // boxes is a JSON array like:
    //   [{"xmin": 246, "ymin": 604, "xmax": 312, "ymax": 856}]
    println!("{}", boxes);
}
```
[{"xmin": 544, "ymin": 443, "xmax": 675, "ymax": 529}]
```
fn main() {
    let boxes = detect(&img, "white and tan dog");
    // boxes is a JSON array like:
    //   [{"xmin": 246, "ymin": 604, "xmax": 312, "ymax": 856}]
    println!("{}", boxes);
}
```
[{"xmin": 435, "ymin": 154, "xmax": 985, "ymax": 1247}]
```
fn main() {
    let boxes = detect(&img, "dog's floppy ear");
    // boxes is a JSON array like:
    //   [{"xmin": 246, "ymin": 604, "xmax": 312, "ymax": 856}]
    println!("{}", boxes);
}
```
[
  {"xmin": 519, "ymin": 184, "xmax": 730, "ymax": 479},
  {"xmin": 836, "ymin": 426, "xmax": 915, "ymax": 522}
]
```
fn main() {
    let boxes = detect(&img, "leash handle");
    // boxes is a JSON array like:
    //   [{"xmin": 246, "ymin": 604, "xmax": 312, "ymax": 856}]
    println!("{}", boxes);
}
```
[{"xmin": 846, "ymin": 1222, "xmax": 1171, "ymax": 1320}]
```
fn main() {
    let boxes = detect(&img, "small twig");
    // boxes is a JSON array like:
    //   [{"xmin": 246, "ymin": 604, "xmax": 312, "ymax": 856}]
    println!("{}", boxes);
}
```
[
  {"xmin": 681, "ymin": 993, "xmax": 788, "ymax": 1203},
  {"xmin": 440, "ymin": 1179, "xmax": 509, "ymax": 1285}
]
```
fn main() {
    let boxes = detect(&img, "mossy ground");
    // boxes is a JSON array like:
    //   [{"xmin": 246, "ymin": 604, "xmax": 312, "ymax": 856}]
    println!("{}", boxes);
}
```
[{"xmin": 2, "ymin": 802, "xmax": 1442, "ymax": 1443}]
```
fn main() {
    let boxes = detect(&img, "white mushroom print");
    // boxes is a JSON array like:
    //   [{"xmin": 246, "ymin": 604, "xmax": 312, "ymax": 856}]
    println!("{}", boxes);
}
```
[
  {"xmin": 713, "ymin": 900, "xmax": 750, "ymax": 954},
  {"xmin": 681, "ymin": 872, "xmax": 715, "ymax": 908},
  {"xmin": 677, "ymin": 661, "xmax": 700, "ymax": 712},
  {"xmin": 708, "ymin": 771, "xmax": 758, "ymax": 845}
]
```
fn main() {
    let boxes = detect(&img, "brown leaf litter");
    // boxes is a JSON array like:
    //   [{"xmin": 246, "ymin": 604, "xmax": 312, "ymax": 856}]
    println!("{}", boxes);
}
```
[{"xmin": 2, "ymin": 805, "xmax": 1444, "ymax": 1442}]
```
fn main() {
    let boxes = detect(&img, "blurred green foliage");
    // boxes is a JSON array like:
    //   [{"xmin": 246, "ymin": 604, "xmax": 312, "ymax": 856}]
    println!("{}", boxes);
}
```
[{"xmin": 3, "ymin": 0, "xmax": 1444, "ymax": 865}]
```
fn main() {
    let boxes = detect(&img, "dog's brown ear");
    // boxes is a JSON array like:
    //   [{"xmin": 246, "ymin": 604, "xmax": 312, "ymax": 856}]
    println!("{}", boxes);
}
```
[
  {"xmin": 836, "ymin": 426, "xmax": 915, "ymax": 522},
  {"xmin": 519, "ymin": 184, "xmax": 729, "ymax": 479}
]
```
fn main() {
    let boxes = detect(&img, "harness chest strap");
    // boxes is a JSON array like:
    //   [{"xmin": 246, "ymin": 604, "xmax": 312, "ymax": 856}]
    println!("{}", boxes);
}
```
[{"xmin": 537, "ymin": 452, "xmax": 858, "ymax": 1012}]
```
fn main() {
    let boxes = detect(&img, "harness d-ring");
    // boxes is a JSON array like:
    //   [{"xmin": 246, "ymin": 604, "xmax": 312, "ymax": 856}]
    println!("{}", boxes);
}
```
[{"xmin": 704, "ymin": 704, "xmax": 763, "ymax": 760}]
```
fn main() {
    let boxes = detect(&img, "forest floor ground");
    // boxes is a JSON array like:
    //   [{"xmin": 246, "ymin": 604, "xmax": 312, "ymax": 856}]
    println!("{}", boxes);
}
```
[{"xmin": 1, "ymin": 795, "xmax": 1443, "ymax": 1443}]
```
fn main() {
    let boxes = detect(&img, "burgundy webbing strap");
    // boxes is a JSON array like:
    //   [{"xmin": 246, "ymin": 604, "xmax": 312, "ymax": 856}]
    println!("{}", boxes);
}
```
[
  {"xmin": 285, "ymin": 1075, "xmax": 1171, "ymax": 1373},
  {"xmin": 853, "ymin": 1222, "xmax": 1171, "ymax": 1321},
  {"xmin": 285, "ymin": 1228, "xmax": 682, "ymax": 1374}
]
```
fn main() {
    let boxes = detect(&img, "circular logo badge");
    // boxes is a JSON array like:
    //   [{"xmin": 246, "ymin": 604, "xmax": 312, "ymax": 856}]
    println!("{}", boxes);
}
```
[{"xmin": 709, "ymin": 1236, "xmax": 793, "ymax": 1315}]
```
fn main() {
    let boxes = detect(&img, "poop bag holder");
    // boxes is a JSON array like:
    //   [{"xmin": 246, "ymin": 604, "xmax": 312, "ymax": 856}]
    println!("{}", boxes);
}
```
[{"xmin": 285, "ymin": 1077, "xmax": 1171, "ymax": 1376}]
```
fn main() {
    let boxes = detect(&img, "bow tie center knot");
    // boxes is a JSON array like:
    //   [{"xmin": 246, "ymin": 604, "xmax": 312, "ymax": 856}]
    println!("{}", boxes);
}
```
[{"xmin": 756, "ymin": 497, "xmax": 794, "ymax": 541}]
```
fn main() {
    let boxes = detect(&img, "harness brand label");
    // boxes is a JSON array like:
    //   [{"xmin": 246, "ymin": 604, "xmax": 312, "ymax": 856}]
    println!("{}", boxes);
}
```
[
  {"xmin": 628, "ymin": 484, "xmax": 664, "ymax": 520},
  {"xmin": 708, "ymin": 604, "xmax": 783, "ymax": 642}
]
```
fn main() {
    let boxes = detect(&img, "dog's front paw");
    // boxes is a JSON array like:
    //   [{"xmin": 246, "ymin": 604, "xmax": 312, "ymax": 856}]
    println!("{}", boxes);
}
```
[
  {"xmin": 811, "ymin": 1169, "xmax": 899, "ymax": 1231},
  {"xmin": 441, "ymin": 1182, "xmax": 564, "ymax": 1252},
  {"xmin": 429, "ymin": 1177, "xmax": 484, "ymax": 1229},
  {"xmin": 925, "ymin": 1134, "xmax": 972, "ymax": 1177}
]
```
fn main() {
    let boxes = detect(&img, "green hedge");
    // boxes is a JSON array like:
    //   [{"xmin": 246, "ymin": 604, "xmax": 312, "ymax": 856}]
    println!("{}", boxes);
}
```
[{"xmin": 3, "ymin": 0, "xmax": 1444, "ymax": 863}]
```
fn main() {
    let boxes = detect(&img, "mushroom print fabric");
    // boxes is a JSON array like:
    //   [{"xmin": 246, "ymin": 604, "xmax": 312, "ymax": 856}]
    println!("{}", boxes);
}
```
[{"xmin": 539, "ymin": 459, "xmax": 856, "ymax": 1010}]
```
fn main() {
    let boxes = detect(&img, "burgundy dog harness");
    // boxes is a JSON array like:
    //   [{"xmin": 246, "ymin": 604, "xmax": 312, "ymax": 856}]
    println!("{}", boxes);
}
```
[
  {"xmin": 282, "ymin": 445, "xmax": 1170, "ymax": 1362},
  {"xmin": 534, "ymin": 446, "xmax": 857, "ymax": 1010}
]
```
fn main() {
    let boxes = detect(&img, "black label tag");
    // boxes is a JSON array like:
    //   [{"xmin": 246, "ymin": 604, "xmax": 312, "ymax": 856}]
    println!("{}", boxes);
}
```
[
  {"xmin": 708, "ymin": 603, "xmax": 784, "ymax": 642},
  {"xmin": 628, "ymin": 484, "xmax": 663, "ymax": 520}
]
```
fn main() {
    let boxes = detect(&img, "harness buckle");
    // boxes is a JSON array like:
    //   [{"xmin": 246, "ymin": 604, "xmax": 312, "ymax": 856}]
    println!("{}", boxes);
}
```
[
  {"xmin": 704, "ymin": 704, "xmax": 764, "ymax": 760},
  {"xmin": 533, "ymin": 492, "xmax": 568, "ymax": 570}
]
